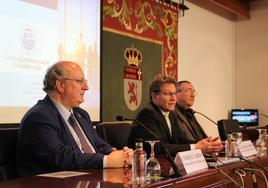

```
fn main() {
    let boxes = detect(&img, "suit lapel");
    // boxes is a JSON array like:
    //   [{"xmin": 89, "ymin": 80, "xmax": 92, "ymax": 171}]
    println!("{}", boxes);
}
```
[
  {"xmin": 44, "ymin": 96, "xmax": 80, "ymax": 150},
  {"xmin": 150, "ymin": 102, "xmax": 173, "ymax": 142},
  {"xmin": 176, "ymin": 108, "xmax": 197, "ymax": 139},
  {"xmin": 157, "ymin": 109, "xmax": 173, "ymax": 141},
  {"xmin": 57, "ymin": 113, "xmax": 81, "ymax": 151},
  {"xmin": 169, "ymin": 113, "xmax": 179, "ymax": 140},
  {"xmin": 192, "ymin": 115, "xmax": 208, "ymax": 138}
]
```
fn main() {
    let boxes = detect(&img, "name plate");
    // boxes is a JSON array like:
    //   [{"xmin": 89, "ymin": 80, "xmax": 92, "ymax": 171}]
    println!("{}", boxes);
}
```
[
  {"xmin": 173, "ymin": 149, "xmax": 208, "ymax": 175},
  {"xmin": 239, "ymin": 140, "xmax": 257, "ymax": 157}
]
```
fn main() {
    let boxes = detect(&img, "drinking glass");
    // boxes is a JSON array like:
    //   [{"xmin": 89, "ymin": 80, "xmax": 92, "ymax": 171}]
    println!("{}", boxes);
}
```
[
  {"xmin": 226, "ymin": 132, "xmax": 242, "ymax": 157},
  {"xmin": 226, "ymin": 133, "xmax": 235, "ymax": 157},
  {"xmin": 233, "ymin": 132, "xmax": 242, "ymax": 157},
  {"xmin": 145, "ymin": 140, "xmax": 161, "ymax": 181},
  {"xmin": 256, "ymin": 129, "xmax": 267, "ymax": 156},
  {"xmin": 233, "ymin": 132, "xmax": 242, "ymax": 146}
]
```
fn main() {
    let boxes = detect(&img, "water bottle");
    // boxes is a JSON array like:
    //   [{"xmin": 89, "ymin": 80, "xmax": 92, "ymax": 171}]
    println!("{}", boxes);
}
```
[
  {"xmin": 226, "ymin": 133, "xmax": 236, "ymax": 157},
  {"xmin": 225, "ymin": 139, "xmax": 231, "ymax": 158},
  {"xmin": 132, "ymin": 138, "xmax": 147, "ymax": 184}
]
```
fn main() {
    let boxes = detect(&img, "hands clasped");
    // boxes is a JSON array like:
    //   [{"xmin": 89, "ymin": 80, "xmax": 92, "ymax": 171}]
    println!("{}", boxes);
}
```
[
  {"xmin": 106, "ymin": 146, "xmax": 133, "ymax": 168},
  {"xmin": 195, "ymin": 136, "xmax": 223, "ymax": 153}
]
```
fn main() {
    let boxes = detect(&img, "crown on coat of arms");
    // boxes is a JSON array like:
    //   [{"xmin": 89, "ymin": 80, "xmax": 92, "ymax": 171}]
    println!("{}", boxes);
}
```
[{"xmin": 124, "ymin": 45, "xmax": 142, "ymax": 67}]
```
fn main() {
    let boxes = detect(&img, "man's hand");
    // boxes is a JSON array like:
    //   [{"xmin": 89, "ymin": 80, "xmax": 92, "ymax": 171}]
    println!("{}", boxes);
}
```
[
  {"xmin": 207, "ymin": 136, "xmax": 220, "ymax": 142},
  {"xmin": 123, "ymin": 146, "xmax": 133, "ymax": 167},
  {"xmin": 106, "ymin": 150, "xmax": 125, "ymax": 168},
  {"xmin": 105, "ymin": 147, "xmax": 133, "ymax": 168},
  {"xmin": 195, "ymin": 137, "xmax": 223, "ymax": 153}
]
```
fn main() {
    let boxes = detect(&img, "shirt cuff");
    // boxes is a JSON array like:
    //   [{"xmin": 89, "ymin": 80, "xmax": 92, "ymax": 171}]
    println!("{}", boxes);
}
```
[
  {"xmin": 190, "ymin": 144, "xmax": 195, "ymax": 150},
  {"xmin": 103, "ymin": 155, "xmax": 107, "ymax": 168}
]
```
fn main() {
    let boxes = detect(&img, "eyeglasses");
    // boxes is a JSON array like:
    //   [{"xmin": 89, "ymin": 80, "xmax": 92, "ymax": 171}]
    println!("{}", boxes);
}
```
[
  {"xmin": 178, "ymin": 88, "xmax": 197, "ymax": 95},
  {"xmin": 155, "ymin": 91, "xmax": 177, "ymax": 97},
  {"xmin": 61, "ymin": 77, "xmax": 87, "ymax": 84}
]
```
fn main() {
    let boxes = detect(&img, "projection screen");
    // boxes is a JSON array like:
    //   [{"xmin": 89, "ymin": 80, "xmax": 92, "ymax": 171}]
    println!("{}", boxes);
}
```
[{"xmin": 0, "ymin": 0, "xmax": 101, "ymax": 123}]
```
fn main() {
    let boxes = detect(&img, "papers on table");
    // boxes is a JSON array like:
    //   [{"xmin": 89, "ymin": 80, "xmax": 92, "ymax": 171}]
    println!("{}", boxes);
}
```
[{"xmin": 37, "ymin": 171, "xmax": 90, "ymax": 179}]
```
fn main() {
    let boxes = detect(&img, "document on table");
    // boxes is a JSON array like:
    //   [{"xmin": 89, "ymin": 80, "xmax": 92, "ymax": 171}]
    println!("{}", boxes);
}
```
[{"xmin": 37, "ymin": 171, "xmax": 90, "ymax": 178}]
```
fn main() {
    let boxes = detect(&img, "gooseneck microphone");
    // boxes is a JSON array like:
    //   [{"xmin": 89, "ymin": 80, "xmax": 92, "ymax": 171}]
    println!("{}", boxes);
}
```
[
  {"xmin": 116, "ymin": 115, "xmax": 182, "ymax": 178},
  {"xmin": 259, "ymin": 113, "xmax": 268, "ymax": 129},
  {"xmin": 259, "ymin": 113, "xmax": 268, "ymax": 119},
  {"xmin": 192, "ymin": 111, "xmax": 222, "ymax": 159},
  {"xmin": 193, "ymin": 110, "xmax": 218, "ymax": 126}
]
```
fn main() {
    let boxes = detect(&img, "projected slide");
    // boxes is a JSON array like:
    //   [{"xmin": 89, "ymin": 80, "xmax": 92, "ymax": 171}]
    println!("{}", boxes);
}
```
[{"xmin": 0, "ymin": 0, "xmax": 100, "ymax": 123}]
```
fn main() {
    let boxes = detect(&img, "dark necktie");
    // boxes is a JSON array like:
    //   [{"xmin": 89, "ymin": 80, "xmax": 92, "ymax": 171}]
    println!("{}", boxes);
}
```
[{"xmin": 68, "ymin": 113, "xmax": 94, "ymax": 154}]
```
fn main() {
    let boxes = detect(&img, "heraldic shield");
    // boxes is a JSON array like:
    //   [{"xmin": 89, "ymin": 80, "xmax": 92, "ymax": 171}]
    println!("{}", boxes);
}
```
[
  {"xmin": 123, "ymin": 45, "xmax": 143, "ymax": 111},
  {"xmin": 124, "ymin": 66, "xmax": 142, "ymax": 111}
]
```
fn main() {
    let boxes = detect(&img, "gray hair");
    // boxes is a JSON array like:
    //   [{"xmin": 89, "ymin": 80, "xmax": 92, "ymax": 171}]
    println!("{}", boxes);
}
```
[
  {"xmin": 177, "ymin": 80, "xmax": 191, "ymax": 91},
  {"xmin": 43, "ymin": 62, "xmax": 66, "ymax": 93}
]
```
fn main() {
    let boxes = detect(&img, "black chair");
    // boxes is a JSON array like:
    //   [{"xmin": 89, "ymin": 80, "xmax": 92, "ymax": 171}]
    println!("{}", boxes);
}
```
[
  {"xmin": 217, "ymin": 119, "xmax": 241, "ymax": 141},
  {"xmin": 0, "ymin": 128, "xmax": 19, "ymax": 181},
  {"xmin": 96, "ymin": 121, "xmax": 132, "ymax": 149}
]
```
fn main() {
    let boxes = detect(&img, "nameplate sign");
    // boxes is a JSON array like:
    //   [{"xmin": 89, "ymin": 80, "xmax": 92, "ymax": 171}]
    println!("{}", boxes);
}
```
[
  {"xmin": 239, "ymin": 140, "xmax": 257, "ymax": 157},
  {"xmin": 173, "ymin": 149, "xmax": 208, "ymax": 175}
]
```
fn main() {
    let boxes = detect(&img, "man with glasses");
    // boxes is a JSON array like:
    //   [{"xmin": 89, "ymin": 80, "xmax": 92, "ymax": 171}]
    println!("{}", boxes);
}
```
[
  {"xmin": 176, "ymin": 81, "xmax": 223, "ymax": 153},
  {"xmin": 127, "ymin": 75, "xmax": 196, "ymax": 156},
  {"xmin": 17, "ymin": 61, "xmax": 132, "ymax": 177}
]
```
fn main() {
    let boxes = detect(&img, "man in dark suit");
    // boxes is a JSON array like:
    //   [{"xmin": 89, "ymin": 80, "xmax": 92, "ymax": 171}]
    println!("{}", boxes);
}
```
[
  {"xmin": 175, "ymin": 80, "xmax": 223, "ymax": 153},
  {"xmin": 17, "ymin": 61, "xmax": 132, "ymax": 177},
  {"xmin": 127, "ymin": 75, "xmax": 196, "ymax": 157}
]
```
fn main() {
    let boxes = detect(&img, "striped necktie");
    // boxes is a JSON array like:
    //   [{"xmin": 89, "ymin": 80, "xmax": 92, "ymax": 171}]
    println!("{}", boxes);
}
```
[{"xmin": 68, "ymin": 113, "xmax": 95, "ymax": 154}]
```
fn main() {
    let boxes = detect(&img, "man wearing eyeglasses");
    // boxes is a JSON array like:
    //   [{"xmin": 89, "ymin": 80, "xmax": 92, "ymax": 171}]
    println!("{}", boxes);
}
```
[
  {"xmin": 176, "ymin": 81, "xmax": 223, "ymax": 153},
  {"xmin": 17, "ymin": 61, "xmax": 132, "ymax": 177},
  {"xmin": 127, "ymin": 75, "xmax": 196, "ymax": 157}
]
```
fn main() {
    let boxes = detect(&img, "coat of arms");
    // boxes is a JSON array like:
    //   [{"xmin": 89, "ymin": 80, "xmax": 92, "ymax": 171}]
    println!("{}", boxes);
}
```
[{"xmin": 124, "ymin": 45, "xmax": 142, "ymax": 111}]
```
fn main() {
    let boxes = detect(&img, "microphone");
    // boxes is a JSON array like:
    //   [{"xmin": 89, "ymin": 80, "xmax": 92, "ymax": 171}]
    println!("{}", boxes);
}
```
[
  {"xmin": 116, "ymin": 115, "xmax": 182, "ymax": 177},
  {"xmin": 192, "ymin": 111, "xmax": 224, "ymax": 159},
  {"xmin": 259, "ymin": 113, "xmax": 268, "ymax": 119},
  {"xmin": 193, "ymin": 110, "xmax": 218, "ymax": 126},
  {"xmin": 116, "ymin": 116, "xmax": 159, "ymax": 139},
  {"xmin": 258, "ymin": 113, "xmax": 268, "ymax": 129}
]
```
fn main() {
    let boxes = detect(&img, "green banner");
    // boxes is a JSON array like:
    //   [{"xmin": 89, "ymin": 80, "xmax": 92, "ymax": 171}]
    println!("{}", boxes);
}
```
[{"xmin": 102, "ymin": 31, "xmax": 162, "ymax": 121}]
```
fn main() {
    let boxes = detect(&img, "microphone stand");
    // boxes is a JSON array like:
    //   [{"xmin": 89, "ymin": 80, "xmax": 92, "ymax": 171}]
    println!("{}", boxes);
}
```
[
  {"xmin": 259, "ymin": 113, "xmax": 268, "ymax": 129},
  {"xmin": 193, "ymin": 111, "xmax": 222, "ymax": 160},
  {"xmin": 116, "ymin": 116, "xmax": 182, "ymax": 178},
  {"xmin": 194, "ymin": 111, "xmax": 218, "ymax": 125},
  {"xmin": 259, "ymin": 113, "xmax": 268, "ymax": 119}
]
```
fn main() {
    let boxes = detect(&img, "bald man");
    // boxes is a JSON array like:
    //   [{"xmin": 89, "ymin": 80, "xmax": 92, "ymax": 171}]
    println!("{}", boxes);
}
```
[{"xmin": 17, "ymin": 61, "xmax": 132, "ymax": 177}]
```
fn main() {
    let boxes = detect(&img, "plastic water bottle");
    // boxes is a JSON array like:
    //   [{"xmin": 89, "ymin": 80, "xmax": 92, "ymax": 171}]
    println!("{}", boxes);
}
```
[{"xmin": 132, "ymin": 138, "xmax": 147, "ymax": 184}]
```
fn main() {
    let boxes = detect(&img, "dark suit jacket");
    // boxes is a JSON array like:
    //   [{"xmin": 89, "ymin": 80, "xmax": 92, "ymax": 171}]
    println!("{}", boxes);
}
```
[
  {"xmin": 175, "ymin": 104, "xmax": 207, "ymax": 142},
  {"xmin": 127, "ymin": 102, "xmax": 194, "ymax": 157},
  {"xmin": 16, "ymin": 95, "xmax": 112, "ymax": 177}
]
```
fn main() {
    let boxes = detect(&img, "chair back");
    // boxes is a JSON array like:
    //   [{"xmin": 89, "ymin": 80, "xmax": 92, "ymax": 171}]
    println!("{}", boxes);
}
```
[
  {"xmin": 96, "ymin": 121, "xmax": 132, "ymax": 149},
  {"xmin": 0, "ymin": 128, "xmax": 19, "ymax": 181}
]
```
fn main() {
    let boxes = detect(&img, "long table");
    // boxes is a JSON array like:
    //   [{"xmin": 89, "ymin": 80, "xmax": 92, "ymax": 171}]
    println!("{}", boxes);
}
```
[{"xmin": 1, "ymin": 155, "xmax": 267, "ymax": 188}]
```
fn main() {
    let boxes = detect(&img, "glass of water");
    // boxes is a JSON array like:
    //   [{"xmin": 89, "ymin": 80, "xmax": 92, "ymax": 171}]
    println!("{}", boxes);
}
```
[{"xmin": 256, "ymin": 129, "xmax": 267, "ymax": 156}]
